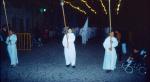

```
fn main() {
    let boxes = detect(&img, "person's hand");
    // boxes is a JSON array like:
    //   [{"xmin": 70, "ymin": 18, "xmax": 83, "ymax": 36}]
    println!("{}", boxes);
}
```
[
  {"xmin": 110, "ymin": 40, "xmax": 113, "ymax": 43},
  {"xmin": 109, "ymin": 47, "xmax": 112, "ymax": 51},
  {"xmin": 8, "ymin": 40, "xmax": 11, "ymax": 43}
]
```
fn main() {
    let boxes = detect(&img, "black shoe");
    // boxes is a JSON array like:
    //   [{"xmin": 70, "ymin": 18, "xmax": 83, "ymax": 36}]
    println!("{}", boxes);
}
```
[
  {"xmin": 105, "ymin": 70, "xmax": 109, "ymax": 73},
  {"xmin": 10, "ymin": 65, "xmax": 16, "ymax": 68},
  {"xmin": 66, "ymin": 65, "xmax": 70, "ymax": 67},
  {"xmin": 105, "ymin": 70, "xmax": 111, "ymax": 73},
  {"xmin": 72, "ymin": 66, "xmax": 76, "ymax": 68}
]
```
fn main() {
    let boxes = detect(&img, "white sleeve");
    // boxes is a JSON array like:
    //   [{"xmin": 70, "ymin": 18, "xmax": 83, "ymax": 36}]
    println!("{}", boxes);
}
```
[
  {"xmin": 62, "ymin": 35, "xmax": 67, "ymax": 47},
  {"xmin": 69, "ymin": 34, "xmax": 75, "ymax": 42},
  {"xmin": 6, "ymin": 37, "xmax": 9, "ymax": 44},
  {"xmin": 112, "ymin": 37, "xmax": 118, "ymax": 48},
  {"xmin": 103, "ymin": 37, "xmax": 110, "ymax": 50},
  {"xmin": 11, "ymin": 35, "xmax": 17, "ymax": 44}
]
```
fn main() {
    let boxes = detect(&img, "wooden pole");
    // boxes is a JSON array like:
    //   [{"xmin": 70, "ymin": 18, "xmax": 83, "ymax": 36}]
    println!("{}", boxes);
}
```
[
  {"xmin": 108, "ymin": 0, "xmax": 112, "ymax": 33},
  {"xmin": 2, "ymin": 0, "xmax": 9, "ymax": 31},
  {"xmin": 61, "ymin": 2, "xmax": 67, "ymax": 28},
  {"xmin": 108, "ymin": 0, "xmax": 113, "ymax": 54},
  {"xmin": 61, "ymin": 1, "xmax": 69, "ymax": 48}
]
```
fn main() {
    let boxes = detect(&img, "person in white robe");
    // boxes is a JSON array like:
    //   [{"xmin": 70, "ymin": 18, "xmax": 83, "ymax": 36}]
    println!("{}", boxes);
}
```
[
  {"xmin": 121, "ymin": 32, "xmax": 127, "ymax": 55},
  {"xmin": 6, "ymin": 30, "xmax": 18, "ymax": 67},
  {"xmin": 103, "ymin": 32, "xmax": 118, "ymax": 72},
  {"xmin": 62, "ymin": 28, "xmax": 76, "ymax": 68},
  {"xmin": 80, "ymin": 28, "xmax": 88, "ymax": 44},
  {"xmin": 79, "ymin": 18, "xmax": 89, "ymax": 45}
]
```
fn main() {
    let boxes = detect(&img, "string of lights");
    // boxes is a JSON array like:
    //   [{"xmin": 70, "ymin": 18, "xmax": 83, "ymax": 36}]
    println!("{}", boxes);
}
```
[
  {"xmin": 81, "ymin": 0, "xmax": 97, "ymax": 14},
  {"xmin": 64, "ymin": 1, "xmax": 87, "ymax": 15},
  {"xmin": 99, "ymin": 0, "xmax": 107, "ymax": 15},
  {"xmin": 116, "ymin": 0, "xmax": 122, "ymax": 15},
  {"xmin": 64, "ymin": 0, "xmax": 122, "ymax": 15}
]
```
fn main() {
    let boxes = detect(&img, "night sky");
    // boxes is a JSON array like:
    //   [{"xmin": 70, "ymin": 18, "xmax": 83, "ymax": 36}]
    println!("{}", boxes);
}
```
[
  {"xmin": 1, "ymin": 0, "xmax": 149, "ymax": 47},
  {"xmin": 2, "ymin": 0, "xmax": 149, "ymax": 28}
]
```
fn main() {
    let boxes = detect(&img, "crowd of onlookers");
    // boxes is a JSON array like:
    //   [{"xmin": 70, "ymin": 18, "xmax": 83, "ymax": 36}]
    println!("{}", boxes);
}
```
[{"xmin": 113, "ymin": 29, "xmax": 150, "ymax": 80}]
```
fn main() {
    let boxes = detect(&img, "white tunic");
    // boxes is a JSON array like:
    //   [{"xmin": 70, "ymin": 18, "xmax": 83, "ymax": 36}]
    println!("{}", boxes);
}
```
[
  {"xmin": 103, "ymin": 36, "xmax": 118, "ymax": 70},
  {"xmin": 79, "ymin": 28, "xmax": 88, "ymax": 44},
  {"xmin": 62, "ymin": 33, "xmax": 76, "ymax": 66},
  {"xmin": 6, "ymin": 34, "xmax": 18, "ymax": 65}
]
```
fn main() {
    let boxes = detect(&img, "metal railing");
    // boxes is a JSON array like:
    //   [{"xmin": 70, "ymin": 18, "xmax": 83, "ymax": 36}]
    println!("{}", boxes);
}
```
[{"xmin": 17, "ymin": 33, "xmax": 32, "ymax": 51}]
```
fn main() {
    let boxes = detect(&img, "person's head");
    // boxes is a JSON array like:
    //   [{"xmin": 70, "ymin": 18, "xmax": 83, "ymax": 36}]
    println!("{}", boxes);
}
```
[
  {"xmin": 68, "ymin": 28, "xmax": 72, "ymax": 33},
  {"xmin": 8, "ymin": 29, "xmax": 14, "ymax": 35},
  {"xmin": 133, "ymin": 48, "xmax": 139, "ymax": 53},
  {"xmin": 109, "ymin": 31, "xmax": 114, "ymax": 37},
  {"xmin": 114, "ymin": 30, "xmax": 119, "ymax": 34}
]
